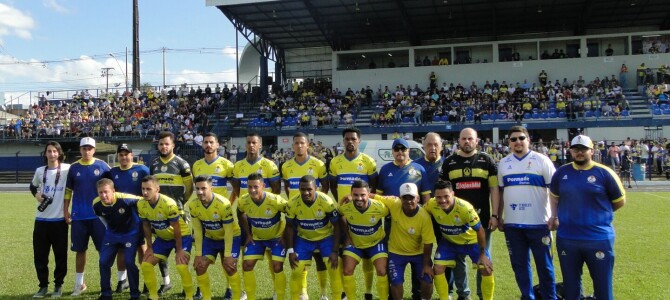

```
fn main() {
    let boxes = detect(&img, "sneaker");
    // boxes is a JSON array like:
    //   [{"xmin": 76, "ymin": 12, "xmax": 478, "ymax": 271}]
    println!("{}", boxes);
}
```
[
  {"xmin": 157, "ymin": 283, "xmax": 172, "ymax": 295},
  {"xmin": 33, "ymin": 287, "xmax": 48, "ymax": 298},
  {"xmin": 298, "ymin": 294, "xmax": 309, "ymax": 300},
  {"xmin": 320, "ymin": 295, "xmax": 329, "ymax": 300},
  {"xmin": 52, "ymin": 286, "xmax": 62, "ymax": 298},
  {"xmin": 457, "ymin": 296, "xmax": 472, "ymax": 300},
  {"xmin": 115, "ymin": 279, "xmax": 129, "ymax": 293},
  {"xmin": 97, "ymin": 295, "xmax": 113, "ymax": 300},
  {"xmin": 142, "ymin": 284, "xmax": 148, "ymax": 295},
  {"xmin": 222, "ymin": 288, "xmax": 232, "ymax": 300},
  {"xmin": 193, "ymin": 287, "xmax": 203, "ymax": 300},
  {"xmin": 240, "ymin": 291, "xmax": 248, "ymax": 300},
  {"xmin": 71, "ymin": 283, "xmax": 87, "ymax": 296},
  {"xmin": 365, "ymin": 293, "xmax": 373, "ymax": 300}
]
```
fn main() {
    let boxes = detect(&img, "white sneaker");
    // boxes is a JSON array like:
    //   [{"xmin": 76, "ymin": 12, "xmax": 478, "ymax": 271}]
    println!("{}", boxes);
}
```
[
  {"xmin": 240, "ymin": 291, "xmax": 248, "ymax": 300},
  {"xmin": 299, "ymin": 294, "xmax": 309, "ymax": 300},
  {"xmin": 70, "ymin": 283, "xmax": 87, "ymax": 296},
  {"xmin": 320, "ymin": 295, "xmax": 329, "ymax": 300},
  {"xmin": 273, "ymin": 293, "xmax": 277, "ymax": 300}
]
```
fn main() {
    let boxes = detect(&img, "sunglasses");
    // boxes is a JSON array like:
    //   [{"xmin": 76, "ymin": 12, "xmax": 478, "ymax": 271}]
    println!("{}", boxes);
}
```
[
  {"xmin": 393, "ymin": 147, "xmax": 407, "ymax": 152},
  {"xmin": 509, "ymin": 136, "xmax": 527, "ymax": 142}
]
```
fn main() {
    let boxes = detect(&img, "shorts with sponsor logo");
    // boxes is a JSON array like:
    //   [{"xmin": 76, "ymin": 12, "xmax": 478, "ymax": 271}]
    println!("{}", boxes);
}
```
[
  {"xmin": 434, "ymin": 240, "xmax": 491, "ymax": 267},
  {"xmin": 388, "ymin": 253, "xmax": 432, "ymax": 285},
  {"xmin": 244, "ymin": 238, "xmax": 286, "ymax": 262},
  {"xmin": 202, "ymin": 235, "xmax": 241, "ymax": 260},
  {"xmin": 152, "ymin": 235, "xmax": 193, "ymax": 260},
  {"xmin": 343, "ymin": 241, "xmax": 388, "ymax": 262},
  {"xmin": 295, "ymin": 235, "xmax": 334, "ymax": 262}
]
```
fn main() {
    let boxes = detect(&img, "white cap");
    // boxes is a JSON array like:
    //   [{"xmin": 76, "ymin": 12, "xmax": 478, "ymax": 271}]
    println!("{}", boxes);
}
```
[
  {"xmin": 80, "ymin": 137, "xmax": 96, "ymax": 148},
  {"xmin": 570, "ymin": 135, "xmax": 593, "ymax": 149},
  {"xmin": 399, "ymin": 183, "xmax": 419, "ymax": 198}
]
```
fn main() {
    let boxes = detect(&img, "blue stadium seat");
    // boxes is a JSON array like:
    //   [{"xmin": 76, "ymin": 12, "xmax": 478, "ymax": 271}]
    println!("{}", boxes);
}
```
[
  {"xmin": 594, "ymin": 110, "xmax": 601, "ymax": 118},
  {"xmin": 540, "ymin": 112, "xmax": 548, "ymax": 119},
  {"xmin": 499, "ymin": 113, "xmax": 508, "ymax": 120},
  {"xmin": 549, "ymin": 112, "xmax": 557, "ymax": 118},
  {"xmin": 432, "ymin": 116, "xmax": 440, "ymax": 122},
  {"xmin": 466, "ymin": 115, "xmax": 474, "ymax": 121},
  {"xmin": 403, "ymin": 117, "xmax": 411, "ymax": 123},
  {"xmin": 490, "ymin": 114, "xmax": 498, "ymax": 121},
  {"xmin": 532, "ymin": 112, "xmax": 539, "ymax": 119},
  {"xmin": 524, "ymin": 113, "xmax": 531, "ymax": 119},
  {"xmin": 653, "ymin": 109, "xmax": 662, "ymax": 115},
  {"xmin": 584, "ymin": 111, "xmax": 592, "ymax": 118},
  {"xmin": 621, "ymin": 110, "xmax": 630, "ymax": 117},
  {"xmin": 663, "ymin": 109, "xmax": 670, "ymax": 115},
  {"xmin": 440, "ymin": 115, "xmax": 448, "ymax": 122},
  {"xmin": 661, "ymin": 103, "xmax": 669, "ymax": 110},
  {"xmin": 558, "ymin": 111, "xmax": 566, "ymax": 118},
  {"xmin": 482, "ymin": 114, "xmax": 490, "ymax": 120}
]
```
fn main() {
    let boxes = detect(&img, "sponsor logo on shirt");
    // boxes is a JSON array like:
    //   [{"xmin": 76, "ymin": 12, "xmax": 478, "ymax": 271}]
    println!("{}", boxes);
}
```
[{"xmin": 455, "ymin": 181, "xmax": 481, "ymax": 190}]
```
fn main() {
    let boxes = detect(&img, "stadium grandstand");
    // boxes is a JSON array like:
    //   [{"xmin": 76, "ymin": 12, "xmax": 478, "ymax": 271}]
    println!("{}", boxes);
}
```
[{"xmin": 0, "ymin": 0, "xmax": 669, "ymax": 183}]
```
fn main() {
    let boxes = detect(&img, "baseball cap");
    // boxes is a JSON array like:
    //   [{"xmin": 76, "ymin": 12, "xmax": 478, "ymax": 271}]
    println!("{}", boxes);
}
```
[
  {"xmin": 392, "ymin": 138, "xmax": 409, "ymax": 149},
  {"xmin": 570, "ymin": 135, "xmax": 593, "ymax": 149},
  {"xmin": 80, "ymin": 137, "xmax": 96, "ymax": 148},
  {"xmin": 117, "ymin": 143, "xmax": 131, "ymax": 153},
  {"xmin": 399, "ymin": 183, "xmax": 419, "ymax": 198}
]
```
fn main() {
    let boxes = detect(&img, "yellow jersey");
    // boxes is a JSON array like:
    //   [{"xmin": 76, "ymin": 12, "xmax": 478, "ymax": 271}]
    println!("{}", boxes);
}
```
[
  {"xmin": 187, "ymin": 193, "xmax": 239, "ymax": 256},
  {"xmin": 238, "ymin": 192, "xmax": 288, "ymax": 240},
  {"xmin": 338, "ymin": 199, "xmax": 389, "ymax": 248},
  {"xmin": 137, "ymin": 194, "xmax": 190, "ymax": 241},
  {"xmin": 424, "ymin": 197, "xmax": 481, "ymax": 245},
  {"xmin": 374, "ymin": 195, "xmax": 436, "ymax": 256},
  {"xmin": 329, "ymin": 152, "xmax": 377, "ymax": 201},
  {"xmin": 281, "ymin": 155, "xmax": 328, "ymax": 200},
  {"xmin": 286, "ymin": 191, "xmax": 338, "ymax": 241},
  {"xmin": 233, "ymin": 157, "xmax": 280, "ymax": 197},
  {"xmin": 192, "ymin": 157, "xmax": 234, "ymax": 197}
]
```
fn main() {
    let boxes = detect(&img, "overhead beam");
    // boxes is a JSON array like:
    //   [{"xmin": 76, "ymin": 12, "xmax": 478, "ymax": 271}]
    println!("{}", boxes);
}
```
[
  {"xmin": 303, "ymin": 0, "xmax": 342, "ymax": 50},
  {"xmin": 393, "ymin": 0, "xmax": 420, "ymax": 46}
]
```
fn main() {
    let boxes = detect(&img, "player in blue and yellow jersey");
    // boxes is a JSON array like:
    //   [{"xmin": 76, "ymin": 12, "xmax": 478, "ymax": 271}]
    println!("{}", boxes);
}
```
[
  {"xmin": 230, "ymin": 132, "xmax": 281, "ymax": 203},
  {"xmin": 238, "ymin": 174, "xmax": 289, "ymax": 300},
  {"xmin": 415, "ymin": 132, "xmax": 446, "ymax": 197},
  {"xmin": 338, "ymin": 180, "xmax": 390, "ymax": 300},
  {"xmin": 377, "ymin": 138, "xmax": 431, "ymax": 204},
  {"xmin": 92, "ymin": 179, "xmax": 143, "ymax": 300},
  {"xmin": 281, "ymin": 132, "xmax": 330, "ymax": 299},
  {"xmin": 109, "ymin": 143, "xmax": 150, "ymax": 293},
  {"xmin": 372, "ymin": 183, "xmax": 436, "ymax": 300},
  {"xmin": 285, "ymin": 175, "xmax": 343, "ymax": 300},
  {"xmin": 329, "ymin": 127, "xmax": 378, "ymax": 299},
  {"xmin": 137, "ymin": 175, "xmax": 195, "ymax": 300},
  {"xmin": 187, "ymin": 175, "xmax": 242, "ymax": 300},
  {"xmin": 549, "ymin": 135, "xmax": 625, "ymax": 300},
  {"xmin": 64, "ymin": 137, "xmax": 111, "ymax": 296},
  {"xmin": 149, "ymin": 131, "xmax": 193, "ymax": 294},
  {"xmin": 192, "ymin": 133, "xmax": 234, "ymax": 198},
  {"xmin": 425, "ymin": 180, "xmax": 495, "ymax": 300}
]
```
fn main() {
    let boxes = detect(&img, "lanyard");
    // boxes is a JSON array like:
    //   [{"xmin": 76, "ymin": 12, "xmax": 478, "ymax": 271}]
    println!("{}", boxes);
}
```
[{"xmin": 42, "ymin": 163, "xmax": 61, "ymax": 197}]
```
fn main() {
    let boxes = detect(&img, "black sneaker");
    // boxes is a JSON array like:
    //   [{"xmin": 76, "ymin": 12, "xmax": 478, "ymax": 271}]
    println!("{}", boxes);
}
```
[
  {"xmin": 158, "ymin": 283, "xmax": 172, "ymax": 295},
  {"xmin": 115, "ymin": 279, "xmax": 129, "ymax": 293},
  {"xmin": 142, "ymin": 284, "xmax": 148, "ymax": 295},
  {"xmin": 194, "ymin": 287, "xmax": 203, "ymax": 300},
  {"xmin": 222, "ymin": 288, "xmax": 232, "ymax": 300},
  {"xmin": 457, "ymin": 296, "xmax": 472, "ymax": 300},
  {"xmin": 52, "ymin": 286, "xmax": 62, "ymax": 298},
  {"xmin": 365, "ymin": 293, "xmax": 373, "ymax": 300},
  {"xmin": 97, "ymin": 295, "xmax": 113, "ymax": 300},
  {"xmin": 33, "ymin": 287, "xmax": 48, "ymax": 298}
]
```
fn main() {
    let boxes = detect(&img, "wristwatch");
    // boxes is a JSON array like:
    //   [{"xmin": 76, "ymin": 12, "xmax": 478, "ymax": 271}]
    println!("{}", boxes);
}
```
[{"xmin": 491, "ymin": 214, "xmax": 499, "ymax": 220}]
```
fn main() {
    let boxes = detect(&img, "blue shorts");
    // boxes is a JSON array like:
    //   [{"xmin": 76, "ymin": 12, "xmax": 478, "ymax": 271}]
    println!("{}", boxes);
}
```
[
  {"xmin": 202, "ymin": 236, "xmax": 241, "ymax": 261},
  {"xmin": 244, "ymin": 239, "xmax": 286, "ymax": 262},
  {"xmin": 342, "ymin": 241, "xmax": 388, "ymax": 262},
  {"xmin": 295, "ymin": 236, "xmax": 335, "ymax": 262},
  {"xmin": 71, "ymin": 218, "xmax": 106, "ymax": 252},
  {"xmin": 388, "ymin": 253, "xmax": 433, "ymax": 285},
  {"xmin": 103, "ymin": 230, "xmax": 143, "ymax": 249},
  {"xmin": 434, "ymin": 241, "xmax": 491, "ymax": 268},
  {"xmin": 152, "ymin": 235, "xmax": 193, "ymax": 261}
]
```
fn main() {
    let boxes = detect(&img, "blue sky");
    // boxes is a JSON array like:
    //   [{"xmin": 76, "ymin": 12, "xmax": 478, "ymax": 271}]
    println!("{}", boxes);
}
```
[{"xmin": 0, "ymin": 0, "xmax": 243, "ymax": 105}]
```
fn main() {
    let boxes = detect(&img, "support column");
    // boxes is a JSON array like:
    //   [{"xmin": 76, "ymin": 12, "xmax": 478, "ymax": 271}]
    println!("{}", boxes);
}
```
[{"xmin": 260, "ymin": 55, "xmax": 269, "ymax": 103}]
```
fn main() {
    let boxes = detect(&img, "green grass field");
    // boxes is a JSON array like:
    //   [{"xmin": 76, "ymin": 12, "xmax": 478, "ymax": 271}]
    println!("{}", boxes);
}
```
[{"xmin": 1, "ymin": 191, "xmax": 669, "ymax": 299}]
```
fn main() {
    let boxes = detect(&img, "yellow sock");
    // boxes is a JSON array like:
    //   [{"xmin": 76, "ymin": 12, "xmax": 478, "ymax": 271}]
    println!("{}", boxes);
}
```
[
  {"xmin": 197, "ymin": 273, "xmax": 211, "ymax": 300},
  {"xmin": 243, "ymin": 270, "xmax": 256, "ymax": 300},
  {"xmin": 266, "ymin": 250, "xmax": 275, "ymax": 280},
  {"xmin": 376, "ymin": 274, "xmax": 389, "ymax": 300},
  {"xmin": 434, "ymin": 273, "xmax": 450, "ymax": 300},
  {"xmin": 362, "ymin": 259, "xmax": 374, "ymax": 293},
  {"xmin": 317, "ymin": 269, "xmax": 329, "ymax": 296},
  {"xmin": 273, "ymin": 269, "xmax": 287, "ymax": 300},
  {"xmin": 291, "ymin": 262, "xmax": 307, "ymax": 299},
  {"xmin": 302, "ymin": 269, "xmax": 309, "ymax": 295},
  {"xmin": 481, "ymin": 274, "xmax": 495, "ymax": 300},
  {"xmin": 343, "ymin": 274, "xmax": 356, "ymax": 299},
  {"xmin": 176, "ymin": 264, "xmax": 194, "ymax": 299},
  {"xmin": 328, "ymin": 260, "xmax": 343, "ymax": 300},
  {"xmin": 141, "ymin": 262, "xmax": 158, "ymax": 300},
  {"xmin": 228, "ymin": 272, "xmax": 242, "ymax": 300}
]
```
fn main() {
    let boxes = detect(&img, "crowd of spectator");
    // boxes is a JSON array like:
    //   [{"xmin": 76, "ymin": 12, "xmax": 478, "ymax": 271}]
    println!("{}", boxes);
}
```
[{"xmin": 3, "ymin": 83, "xmax": 238, "ymax": 141}]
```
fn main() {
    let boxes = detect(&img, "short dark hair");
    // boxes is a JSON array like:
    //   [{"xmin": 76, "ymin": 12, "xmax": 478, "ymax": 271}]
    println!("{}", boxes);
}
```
[
  {"xmin": 299, "ymin": 175, "xmax": 317, "ymax": 186},
  {"xmin": 203, "ymin": 132, "xmax": 218, "ymax": 142},
  {"xmin": 351, "ymin": 179, "xmax": 370, "ymax": 191},
  {"xmin": 342, "ymin": 127, "xmax": 361, "ymax": 138},
  {"xmin": 508, "ymin": 125, "xmax": 529, "ymax": 137},
  {"xmin": 247, "ymin": 173, "xmax": 264, "ymax": 182},
  {"xmin": 247, "ymin": 132, "xmax": 261, "ymax": 139},
  {"xmin": 158, "ymin": 131, "xmax": 175, "ymax": 142},
  {"xmin": 293, "ymin": 132, "xmax": 308, "ymax": 140},
  {"xmin": 96, "ymin": 178, "xmax": 115, "ymax": 190},
  {"xmin": 194, "ymin": 175, "xmax": 212, "ymax": 184},
  {"xmin": 141, "ymin": 175, "xmax": 159, "ymax": 184},
  {"xmin": 434, "ymin": 180, "xmax": 453, "ymax": 191},
  {"xmin": 43, "ymin": 140, "xmax": 65, "ymax": 163}
]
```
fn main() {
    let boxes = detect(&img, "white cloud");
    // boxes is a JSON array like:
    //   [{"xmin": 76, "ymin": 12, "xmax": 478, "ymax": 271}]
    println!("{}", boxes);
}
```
[
  {"xmin": 42, "ymin": 0, "xmax": 69, "ymax": 14},
  {"xmin": 0, "ymin": 3, "xmax": 36, "ymax": 40},
  {"xmin": 222, "ymin": 47, "xmax": 239, "ymax": 60},
  {"xmin": 168, "ymin": 68, "xmax": 237, "ymax": 87}
]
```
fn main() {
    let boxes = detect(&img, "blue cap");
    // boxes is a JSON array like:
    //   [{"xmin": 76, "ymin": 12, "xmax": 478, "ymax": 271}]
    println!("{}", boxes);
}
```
[{"xmin": 392, "ymin": 138, "xmax": 409, "ymax": 149}]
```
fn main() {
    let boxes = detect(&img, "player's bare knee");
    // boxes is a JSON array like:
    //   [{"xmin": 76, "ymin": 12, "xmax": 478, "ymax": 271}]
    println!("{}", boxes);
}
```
[
  {"xmin": 272, "ymin": 261, "xmax": 284, "ymax": 273},
  {"xmin": 375, "ymin": 267, "xmax": 387, "ymax": 276},
  {"xmin": 242, "ymin": 260, "xmax": 255, "ymax": 272}
]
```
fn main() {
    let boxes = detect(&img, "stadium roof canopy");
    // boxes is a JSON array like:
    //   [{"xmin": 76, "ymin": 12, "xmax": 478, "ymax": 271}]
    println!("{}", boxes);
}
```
[{"xmin": 208, "ymin": 0, "xmax": 670, "ymax": 52}]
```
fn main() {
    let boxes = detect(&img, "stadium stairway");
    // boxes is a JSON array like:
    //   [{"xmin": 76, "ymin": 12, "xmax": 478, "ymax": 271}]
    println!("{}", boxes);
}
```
[{"xmin": 625, "ymin": 90, "xmax": 651, "ymax": 119}]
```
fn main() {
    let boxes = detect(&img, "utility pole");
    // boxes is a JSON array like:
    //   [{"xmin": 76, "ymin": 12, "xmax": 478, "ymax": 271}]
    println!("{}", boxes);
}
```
[
  {"xmin": 132, "ymin": 0, "xmax": 140, "ymax": 90},
  {"xmin": 101, "ymin": 67, "xmax": 114, "ymax": 92},
  {"xmin": 162, "ymin": 47, "xmax": 166, "ymax": 88}
]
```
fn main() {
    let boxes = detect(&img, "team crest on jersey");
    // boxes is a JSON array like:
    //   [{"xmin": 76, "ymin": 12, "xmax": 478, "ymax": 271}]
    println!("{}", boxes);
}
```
[
  {"xmin": 125, "ymin": 242, "xmax": 132, "ymax": 248},
  {"xmin": 257, "ymin": 169, "xmax": 263, "ymax": 174},
  {"xmin": 160, "ymin": 165, "xmax": 168, "ymax": 172},
  {"xmin": 526, "ymin": 161, "xmax": 532, "ymax": 170},
  {"xmin": 369, "ymin": 216, "xmax": 376, "ymax": 224},
  {"xmin": 587, "ymin": 175, "xmax": 596, "ymax": 183},
  {"xmin": 595, "ymin": 251, "xmax": 605, "ymax": 260},
  {"xmin": 132, "ymin": 171, "xmax": 138, "ymax": 178},
  {"xmin": 463, "ymin": 167, "xmax": 472, "ymax": 176},
  {"xmin": 115, "ymin": 175, "xmax": 119, "ymax": 179},
  {"xmin": 265, "ymin": 208, "xmax": 272, "ymax": 215},
  {"xmin": 77, "ymin": 172, "xmax": 81, "ymax": 177},
  {"xmin": 118, "ymin": 208, "xmax": 125, "ymax": 214},
  {"xmin": 157, "ymin": 213, "xmax": 163, "ymax": 219},
  {"xmin": 212, "ymin": 213, "xmax": 220, "ymax": 220},
  {"xmin": 94, "ymin": 169, "xmax": 100, "ymax": 176},
  {"xmin": 215, "ymin": 166, "xmax": 221, "ymax": 173},
  {"xmin": 408, "ymin": 168, "xmax": 418, "ymax": 177},
  {"xmin": 408, "ymin": 227, "xmax": 416, "ymax": 234},
  {"xmin": 307, "ymin": 167, "xmax": 314, "ymax": 175},
  {"xmin": 541, "ymin": 236, "xmax": 551, "ymax": 245},
  {"xmin": 316, "ymin": 209, "xmax": 323, "ymax": 217},
  {"xmin": 453, "ymin": 215, "xmax": 461, "ymax": 225},
  {"xmin": 357, "ymin": 163, "xmax": 363, "ymax": 171},
  {"xmin": 435, "ymin": 252, "xmax": 441, "ymax": 259}
]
